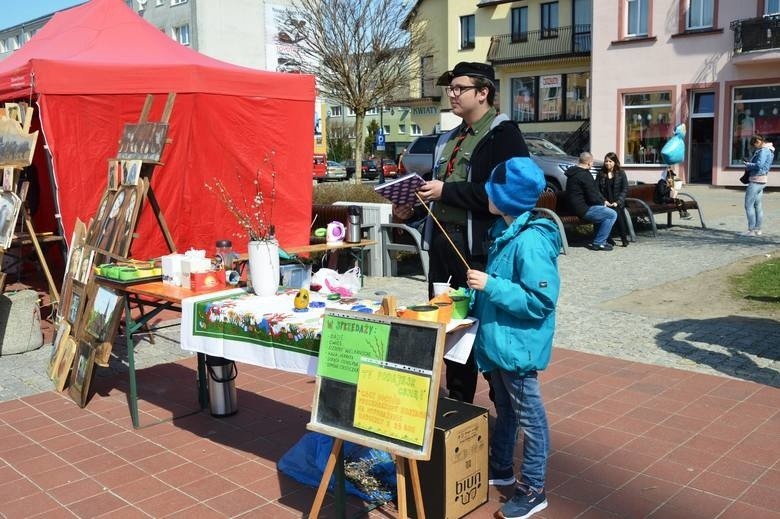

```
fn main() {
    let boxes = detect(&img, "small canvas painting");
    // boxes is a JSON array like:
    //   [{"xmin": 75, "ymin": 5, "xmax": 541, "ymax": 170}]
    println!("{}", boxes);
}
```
[
  {"xmin": 122, "ymin": 159, "xmax": 142, "ymax": 186},
  {"xmin": 107, "ymin": 160, "xmax": 120, "ymax": 191},
  {"xmin": 69, "ymin": 339, "xmax": 96, "ymax": 408},
  {"xmin": 84, "ymin": 286, "xmax": 122, "ymax": 342}
]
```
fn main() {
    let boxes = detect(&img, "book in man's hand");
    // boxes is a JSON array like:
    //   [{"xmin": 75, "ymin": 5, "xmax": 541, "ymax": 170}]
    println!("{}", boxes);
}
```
[{"xmin": 373, "ymin": 173, "xmax": 426, "ymax": 206}]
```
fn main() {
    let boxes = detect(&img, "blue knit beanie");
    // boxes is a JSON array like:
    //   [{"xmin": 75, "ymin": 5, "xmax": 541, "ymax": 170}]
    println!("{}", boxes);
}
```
[{"xmin": 485, "ymin": 157, "xmax": 545, "ymax": 216}]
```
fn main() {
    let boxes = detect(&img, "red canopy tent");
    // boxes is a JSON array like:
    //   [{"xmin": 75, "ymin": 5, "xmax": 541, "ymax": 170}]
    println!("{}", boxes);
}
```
[{"xmin": 0, "ymin": 0, "xmax": 315, "ymax": 260}]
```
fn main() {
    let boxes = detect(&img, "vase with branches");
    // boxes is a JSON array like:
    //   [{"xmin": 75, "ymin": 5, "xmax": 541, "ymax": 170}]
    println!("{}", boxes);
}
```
[{"xmin": 205, "ymin": 153, "xmax": 280, "ymax": 296}]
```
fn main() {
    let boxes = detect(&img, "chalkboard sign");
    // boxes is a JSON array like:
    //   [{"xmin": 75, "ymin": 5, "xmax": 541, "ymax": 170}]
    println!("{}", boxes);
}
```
[{"xmin": 307, "ymin": 309, "xmax": 446, "ymax": 460}]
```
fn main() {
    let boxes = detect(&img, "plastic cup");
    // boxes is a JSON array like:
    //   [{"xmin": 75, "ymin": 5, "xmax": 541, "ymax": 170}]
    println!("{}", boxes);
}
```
[{"xmin": 432, "ymin": 282, "xmax": 450, "ymax": 296}]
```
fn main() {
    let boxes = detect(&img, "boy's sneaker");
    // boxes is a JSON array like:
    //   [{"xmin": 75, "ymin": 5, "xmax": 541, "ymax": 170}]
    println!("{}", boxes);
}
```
[
  {"xmin": 740, "ymin": 230, "xmax": 756, "ymax": 237},
  {"xmin": 500, "ymin": 486, "xmax": 548, "ymax": 519},
  {"xmin": 489, "ymin": 466, "xmax": 516, "ymax": 486},
  {"xmin": 588, "ymin": 243, "xmax": 614, "ymax": 251},
  {"xmin": 755, "ymin": 230, "xmax": 763, "ymax": 236}
]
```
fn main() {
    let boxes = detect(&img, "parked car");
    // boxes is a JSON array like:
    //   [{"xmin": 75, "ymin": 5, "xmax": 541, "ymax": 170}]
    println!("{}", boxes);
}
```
[
  {"xmin": 324, "ymin": 160, "xmax": 347, "ymax": 181},
  {"xmin": 342, "ymin": 159, "xmax": 380, "ymax": 180},
  {"xmin": 381, "ymin": 158, "xmax": 398, "ymax": 178},
  {"xmin": 399, "ymin": 133, "xmax": 598, "ymax": 191}
]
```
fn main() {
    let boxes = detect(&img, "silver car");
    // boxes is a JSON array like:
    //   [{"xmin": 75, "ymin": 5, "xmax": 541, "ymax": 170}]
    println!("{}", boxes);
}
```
[
  {"xmin": 324, "ymin": 160, "xmax": 347, "ymax": 181},
  {"xmin": 400, "ymin": 134, "xmax": 597, "ymax": 192}
]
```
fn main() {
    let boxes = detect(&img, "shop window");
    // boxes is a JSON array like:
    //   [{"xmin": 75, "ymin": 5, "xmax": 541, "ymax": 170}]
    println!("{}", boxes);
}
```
[
  {"xmin": 541, "ymin": 2, "xmax": 559, "ymax": 38},
  {"xmin": 627, "ymin": 0, "xmax": 649, "ymax": 37},
  {"xmin": 511, "ymin": 7, "xmax": 528, "ymax": 42},
  {"xmin": 460, "ymin": 15, "xmax": 475, "ymax": 49},
  {"xmin": 512, "ymin": 77, "xmax": 536, "ymax": 122},
  {"xmin": 539, "ymin": 75, "xmax": 562, "ymax": 121},
  {"xmin": 766, "ymin": 0, "xmax": 780, "ymax": 15},
  {"xmin": 687, "ymin": 0, "xmax": 713, "ymax": 30},
  {"xmin": 566, "ymin": 72, "xmax": 590, "ymax": 120},
  {"xmin": 731, "ymin": 85, "xmax": 780, "ymax": 166},
  {"xmin": 623, "ymin": 91, "xmax": 672, "ymax": 165}
]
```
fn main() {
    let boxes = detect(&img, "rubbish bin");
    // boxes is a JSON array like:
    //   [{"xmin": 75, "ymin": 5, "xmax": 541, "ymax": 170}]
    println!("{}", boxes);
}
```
[{"xmin": 206, "ymin": 356, "xmax": 238, "ymax": 417}]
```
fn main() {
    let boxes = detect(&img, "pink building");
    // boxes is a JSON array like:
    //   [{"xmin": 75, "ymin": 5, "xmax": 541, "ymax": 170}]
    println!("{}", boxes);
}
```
[{"xmin": 591, "ymin": 0, "xmax": 780, "ymax": 186}]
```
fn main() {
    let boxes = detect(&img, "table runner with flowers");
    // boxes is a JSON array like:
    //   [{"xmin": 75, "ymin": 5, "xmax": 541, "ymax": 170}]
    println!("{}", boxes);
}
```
[{"xmin": 180, "ymin": 289, "xmax": 382, "ymax": 375}]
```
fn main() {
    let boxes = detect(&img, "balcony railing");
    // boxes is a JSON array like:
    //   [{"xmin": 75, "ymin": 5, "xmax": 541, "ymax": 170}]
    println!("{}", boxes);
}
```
[
  {"xmin": 487, "ymin": 24, "xmax": 591, "ymax": 65},
  {"xmin": 730, "ymin": 15, "xmax": 780, "ymax": 54}
]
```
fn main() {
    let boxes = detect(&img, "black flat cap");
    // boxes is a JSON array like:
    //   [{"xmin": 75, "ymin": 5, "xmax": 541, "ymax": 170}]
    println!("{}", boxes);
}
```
[{"xmin": 436, "ymin": 61, "xmax": 495, "ymax": 86}]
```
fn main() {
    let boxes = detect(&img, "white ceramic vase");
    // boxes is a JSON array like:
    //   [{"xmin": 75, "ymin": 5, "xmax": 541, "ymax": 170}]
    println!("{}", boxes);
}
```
[{"xmin": 247, "ymin": 239, "xmax": 280, "ymax": 297}]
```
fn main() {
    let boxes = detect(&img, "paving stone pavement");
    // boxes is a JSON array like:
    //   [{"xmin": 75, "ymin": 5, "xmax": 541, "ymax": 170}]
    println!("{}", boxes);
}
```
[{"xmin": 1, "ymin": 185, "xmax": 778, "ymax": 402}]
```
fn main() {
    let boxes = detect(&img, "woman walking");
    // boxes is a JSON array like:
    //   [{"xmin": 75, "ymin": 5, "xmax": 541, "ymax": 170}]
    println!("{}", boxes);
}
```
[
  {"xmin": 596, "ymin": 152, "xmax": 630, "ymax": 247},
  {"xmin": 742, "ymin": 135, "xmax": 775, "ymax": 236}
]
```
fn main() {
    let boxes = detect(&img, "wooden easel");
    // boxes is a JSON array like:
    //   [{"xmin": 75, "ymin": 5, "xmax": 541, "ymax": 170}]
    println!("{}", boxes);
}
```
[
  {"xmin": 309, "ymin": 438, "xmax": 426, "ymax": 519},
  {"xmin": 1, "ymin": 104, "xmax": 61, "ymax": 302},
  {"xmin": 117, "ymin": 93, "xmax": 178, "ymax": 255}
]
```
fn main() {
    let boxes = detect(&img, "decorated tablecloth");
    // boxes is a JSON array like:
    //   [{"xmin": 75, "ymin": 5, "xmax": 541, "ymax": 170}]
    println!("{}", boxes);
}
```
[{"xmin": 181, "ymin": 288, "xmax": 477, "ymax": 375}]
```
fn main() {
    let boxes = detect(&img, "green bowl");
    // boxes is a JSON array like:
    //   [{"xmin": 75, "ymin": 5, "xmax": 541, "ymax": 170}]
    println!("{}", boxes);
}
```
[{"xmin": 118, "ymin": 267, "xmax": 140, "ymax": 281}]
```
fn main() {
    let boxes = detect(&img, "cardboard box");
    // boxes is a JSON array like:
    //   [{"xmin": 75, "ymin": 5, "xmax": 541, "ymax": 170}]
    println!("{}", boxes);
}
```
[
  {"xmin": 161, "ymin": 253, "xmax": 185, "ymax": 286},
  {"xmin": 190, "ymin": 270, "xmax": 226, "ymax": 292},
  {"xmin": 407, "ymin": 397, "xmax": 489, "ymax": 519}
]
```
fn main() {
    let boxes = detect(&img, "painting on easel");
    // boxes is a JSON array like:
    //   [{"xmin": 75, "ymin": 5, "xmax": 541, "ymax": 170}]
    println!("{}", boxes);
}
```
[{"xmin": 0, "ymin": 190, "xmax": 22, "ymax": 249}]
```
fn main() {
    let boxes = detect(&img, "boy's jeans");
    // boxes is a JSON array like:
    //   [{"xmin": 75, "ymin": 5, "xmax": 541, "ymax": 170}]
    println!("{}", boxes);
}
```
[
  {"xmin": 584, "ymin": 205, "xmax": 618, "ymax": 245},
  {"xmin": 489, "ymin": 370, "xmax": 550, "ymax": 491},
  {"xmin": 745, "ymin": 182, "xmax": 766, "ymax": 230}
]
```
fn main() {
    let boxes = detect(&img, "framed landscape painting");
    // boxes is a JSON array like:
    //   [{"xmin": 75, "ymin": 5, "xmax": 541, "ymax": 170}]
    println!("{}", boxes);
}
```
[
  {"xmin": 69, "ymin": 339, "xmax": 96, "ymax": 408},
  {"xmin": 47, "ymin": 321, "xmax": 71, "ymax": 380},
  {"xmin": 84, "ymin": 285, "xmax": 122, "ymax": 342},
  {"xmin": 54, "ymin": 336, "xmax": 77, "ymax": 392}
]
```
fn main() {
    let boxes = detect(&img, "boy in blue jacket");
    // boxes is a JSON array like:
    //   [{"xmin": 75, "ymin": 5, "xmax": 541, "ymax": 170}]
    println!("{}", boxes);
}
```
[{"xmin": 466, "ymin": 156, "xmax": 561, "ymax": 519}]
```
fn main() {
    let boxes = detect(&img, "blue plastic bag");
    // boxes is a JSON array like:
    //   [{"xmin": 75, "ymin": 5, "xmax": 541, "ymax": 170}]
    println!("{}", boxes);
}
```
[
  {"xmin": 660, "ymin": 123, "xmax": 686, "ymax": 165},
  {"xmin": 277, "ymin": 432, "xmax": 397, "ymax": 503}
]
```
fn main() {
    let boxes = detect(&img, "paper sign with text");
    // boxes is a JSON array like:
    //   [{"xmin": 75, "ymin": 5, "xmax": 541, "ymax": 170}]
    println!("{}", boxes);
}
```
[{"xmin": 317, "ymin": 315, "xmax": 390, "ymax": 384}]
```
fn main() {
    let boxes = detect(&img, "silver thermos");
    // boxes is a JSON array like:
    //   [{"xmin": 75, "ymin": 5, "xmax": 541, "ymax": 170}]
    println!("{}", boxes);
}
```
[{"xmin": 346, "ymin": 205, "xmax": 362, "ymax": 243}]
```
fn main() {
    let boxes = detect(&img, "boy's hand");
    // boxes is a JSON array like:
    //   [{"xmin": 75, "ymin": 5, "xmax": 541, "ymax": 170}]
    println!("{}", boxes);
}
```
[{"xmin": 466, "ymin": 269, "xmax": 488, "ymax": 291}]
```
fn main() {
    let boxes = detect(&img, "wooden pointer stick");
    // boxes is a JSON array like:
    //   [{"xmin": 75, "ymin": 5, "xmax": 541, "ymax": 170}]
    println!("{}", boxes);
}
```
[{"xmin": 415, "ymin": 192, "xmax": 471, "ymax": 271}]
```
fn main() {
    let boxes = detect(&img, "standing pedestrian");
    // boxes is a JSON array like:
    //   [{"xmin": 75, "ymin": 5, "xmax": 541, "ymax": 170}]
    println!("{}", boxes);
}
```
[
  {"xmin": 467, "ymin": 157, "xmax": 560, "ymax": 519},
  {"xmin": 741, "ymin": 135, "xmax": 774, "ymax": 236},
  {"xmin": 391, "ymin": 61, "xmax": 531, "ymax": 403}
]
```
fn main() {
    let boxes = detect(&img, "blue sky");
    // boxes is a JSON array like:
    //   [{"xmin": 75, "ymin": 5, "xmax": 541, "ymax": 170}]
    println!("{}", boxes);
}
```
[{"xmin": 0, "ymin": 1, "xmax": 85, "ymax": 30}]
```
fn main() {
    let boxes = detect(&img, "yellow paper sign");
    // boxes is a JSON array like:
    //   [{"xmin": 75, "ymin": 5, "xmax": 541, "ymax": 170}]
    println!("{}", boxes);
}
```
[{"xmin": 353, "ymin": 362, "xmax": 430, "ymax": 446}]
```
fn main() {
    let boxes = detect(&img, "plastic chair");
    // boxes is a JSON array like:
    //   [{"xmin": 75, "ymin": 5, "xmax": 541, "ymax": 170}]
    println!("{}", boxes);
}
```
[{"xmin": 379, "ymin": 223, "xmax": 429, "ymax": 279}]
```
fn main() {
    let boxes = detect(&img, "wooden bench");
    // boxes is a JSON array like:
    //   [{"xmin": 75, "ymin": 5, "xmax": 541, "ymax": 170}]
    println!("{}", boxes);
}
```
[
  {"xmin": 624, "ymin": 184, "xmax": 706, "ymax": 237},
  {"xmin": 532, "ymin": 191, "xmax": 636, "ymax": 255}
]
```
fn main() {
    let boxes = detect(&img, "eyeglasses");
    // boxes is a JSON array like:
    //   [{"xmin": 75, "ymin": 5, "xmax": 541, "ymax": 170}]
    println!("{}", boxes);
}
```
[{"xmin": 444, "ymin": 85, "xmax": 479, "ymax": 97}]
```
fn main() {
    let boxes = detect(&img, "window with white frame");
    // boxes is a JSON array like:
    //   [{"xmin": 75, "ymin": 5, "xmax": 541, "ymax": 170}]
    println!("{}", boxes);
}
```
[
  {"xmin": 383, "ymin": 125, "xmax": 391, "ymax": 136},
  {"xmin": 0, "ymin": 40, "xmax": 7, "ymax": 53},
  {"xmin": 398, "ymin": 124, "xmax": 406, "ymax": 134},
  {"xmin": 411, "ymin": 124, "xmax": 422, "ymax": 136},
  {"xmin": 9, "ymin": 35, "xmax": 20, "ymax": 50},
  {"xmin": 731, "ymin": 84, "xmax": 780, "ymax": 166},
  {"xmin": 766, "ymin": 0, "xmax": 780, "ymax": 15},
  {"xmin": 366, "ymin": 107, "xmax": 378, "ymax": 116},
  {"xmin": 330, "ymin": 106, "xmax": 342, "ymax": 117},
  {"xmin": 687, "ymin": 0, "xmax": 713, "ymax": 30},
  {"xmin": 460, "ymin": 15, "xmax": 475, "ymax": 49},
  {"xmin": 172, "ymin": 24, "xmax": 190, "ymax": 45},
  {"xmin": 347, "ymin": 107, "xmax": 356, "ymax": 116},
  {"xmin": 171, "ymin": 0, "xmax": 188, "ymax": 5},
  {"xmin": 511, "ymin": 7, "xmax": 528, "ymax": 42},
  {"xmin": 22, "ymin": 31, "xmax": 31, "ymax": 43},
  {"xmin": 155, "ymin": 0, "xmax": 164, "ymax": 5},
  {"xmin": 627, "ymin": 0, "xmax": 649, "ymax": 37},
  {"xmin": 623, "ymin": 91, "xmax": 672, "ymax": 165}
]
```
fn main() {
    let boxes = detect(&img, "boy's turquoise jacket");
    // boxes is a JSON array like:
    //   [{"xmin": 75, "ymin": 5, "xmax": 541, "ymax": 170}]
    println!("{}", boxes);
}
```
[{"xmin": 471, "ymin": 212, "xmax": 561, "ymax": 374}]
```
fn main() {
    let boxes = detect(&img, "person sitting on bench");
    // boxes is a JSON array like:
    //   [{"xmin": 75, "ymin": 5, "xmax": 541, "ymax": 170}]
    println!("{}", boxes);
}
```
[{"xmin": 654, "ymin": 167, "xmax": 691, "ymax": 220}]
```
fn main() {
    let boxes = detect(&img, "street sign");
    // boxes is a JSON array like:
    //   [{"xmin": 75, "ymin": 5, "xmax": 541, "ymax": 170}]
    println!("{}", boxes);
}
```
[{"xmin": 376, "ymin": 132, "xmax": 385, "ymax": 151}]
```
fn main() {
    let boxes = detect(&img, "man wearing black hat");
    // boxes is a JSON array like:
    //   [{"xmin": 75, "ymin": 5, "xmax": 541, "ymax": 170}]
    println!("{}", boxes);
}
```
[{"xmin": 393, "ymin": 61, "xmax": 531, "ymax": 404}]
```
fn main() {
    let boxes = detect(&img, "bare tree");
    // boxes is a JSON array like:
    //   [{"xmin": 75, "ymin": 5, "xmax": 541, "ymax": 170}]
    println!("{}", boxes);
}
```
[{"xmin": 279, "ymin": 0, "xmax": 430, "ymax": 181}]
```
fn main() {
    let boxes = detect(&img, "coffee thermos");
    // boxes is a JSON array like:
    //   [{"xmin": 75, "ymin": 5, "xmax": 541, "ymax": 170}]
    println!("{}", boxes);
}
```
[{"xmin": 346, "ymin": 205, "xmax": 362, "ymax": 243}]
